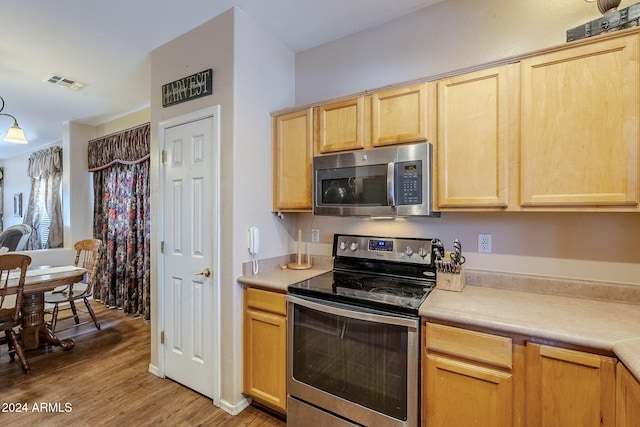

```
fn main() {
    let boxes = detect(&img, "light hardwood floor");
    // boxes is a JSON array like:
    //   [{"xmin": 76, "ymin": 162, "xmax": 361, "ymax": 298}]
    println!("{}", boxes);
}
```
[{"xmin": 0, "ymin": 302, "xmax": 286, "ymax": 427}]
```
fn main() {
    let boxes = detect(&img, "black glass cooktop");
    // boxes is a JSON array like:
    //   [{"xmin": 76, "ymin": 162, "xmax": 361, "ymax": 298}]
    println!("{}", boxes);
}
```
[
  {"xmin": 289, "ymin": 234, "xmax": 438, "ymax": 316},
  {"xmin": 288, "ymin": 270, "xmax": 435, "ymax": 316}
]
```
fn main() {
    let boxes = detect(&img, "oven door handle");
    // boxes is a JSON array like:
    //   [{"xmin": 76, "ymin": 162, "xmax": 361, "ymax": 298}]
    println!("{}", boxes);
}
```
[{"xmin": 286, "ymin": 294, "xmax": 419, "ymax": 329}]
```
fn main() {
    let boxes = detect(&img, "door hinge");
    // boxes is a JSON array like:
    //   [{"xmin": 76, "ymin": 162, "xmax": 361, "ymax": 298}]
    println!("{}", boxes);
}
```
[
  {"xmin": 160, "ymin": 241, "xmax": 164, "ymax": 253},
  {"xmin": 161, "ymin": 150, "xmax": 167, "ymax": 163},
  {"xmin": 160, "ymin": 331, "xmax": 165, "ymax": 344}
]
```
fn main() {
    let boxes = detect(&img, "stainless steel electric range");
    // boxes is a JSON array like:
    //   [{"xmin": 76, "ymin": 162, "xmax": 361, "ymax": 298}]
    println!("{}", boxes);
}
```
[{"xmin": 286, "ymin": 234, "xmax": 436, "ymax": 427}]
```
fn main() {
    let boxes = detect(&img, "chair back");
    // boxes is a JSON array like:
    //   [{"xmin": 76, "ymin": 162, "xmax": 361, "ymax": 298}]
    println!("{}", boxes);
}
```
[
  {"xmin": 0, "ymin": 254, "xmax": 32, "ymax": 324},
  {"xmin": 74, "ymin": 239, "xmax": 101, "ymax": 290},
  {"xmin": 0, "ymin": 225, "xmax": 33, "ymax": 251}
]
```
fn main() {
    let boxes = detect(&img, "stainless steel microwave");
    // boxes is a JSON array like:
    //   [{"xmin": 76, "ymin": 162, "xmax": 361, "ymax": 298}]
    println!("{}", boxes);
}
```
[{"xmin": 313, "ymin": 142, "xmax": 439, "ymax": 217}]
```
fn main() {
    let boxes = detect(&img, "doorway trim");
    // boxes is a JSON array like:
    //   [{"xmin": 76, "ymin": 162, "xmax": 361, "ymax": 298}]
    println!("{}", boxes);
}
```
[{"xmin": 156, "ymin": 105, "xmax": 221, "ymax": 406}]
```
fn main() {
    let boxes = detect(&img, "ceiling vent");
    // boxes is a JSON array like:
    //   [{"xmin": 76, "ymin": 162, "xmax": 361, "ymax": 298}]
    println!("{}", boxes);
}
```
[{"xmin": 44, "ymin": 74, "xmax": 88, "ymax": 91}]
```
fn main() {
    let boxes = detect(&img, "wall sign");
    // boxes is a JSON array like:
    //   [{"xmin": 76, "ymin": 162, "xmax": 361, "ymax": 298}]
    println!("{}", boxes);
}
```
[
  {"xmin": 162, "ymin": 69, "xmax": 213, "ymax": 107},
  {"xmin": 14, "ymin": 193, "xmax": 22, "ymax": 217}
]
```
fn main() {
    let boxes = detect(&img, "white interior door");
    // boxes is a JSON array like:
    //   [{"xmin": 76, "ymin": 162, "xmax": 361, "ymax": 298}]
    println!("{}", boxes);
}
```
[{"xmin": 162, "ymin": 112, "xmax": 219, "ymax": 400}]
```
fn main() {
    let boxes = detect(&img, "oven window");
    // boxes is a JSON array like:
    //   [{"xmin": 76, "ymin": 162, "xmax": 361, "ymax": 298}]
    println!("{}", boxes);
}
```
[
  {"xmin": 318, "ymin": 164, "xmax": 388, "ymax": 206},
  {"xmin": 292, "ymin": 304, "xmax": 408, "ymax": 420}
]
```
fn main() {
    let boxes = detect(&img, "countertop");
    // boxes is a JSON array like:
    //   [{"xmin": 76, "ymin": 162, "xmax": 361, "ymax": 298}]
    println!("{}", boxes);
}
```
[
  {"xmin": 238, "ymin": 254, "xmax": 332, "ymax": 292},
  {"xmin": 421, "ymin": 270, "xmax": 640, "ymax": 381},
  {"xmin": 420, "ymin": 285, "xmax": 640, "ymax": 351},
  {"xmin": 238, "ymin": 259, "xmax": 640, "ymax": 381},
  {"xmin": 238, "ymin": 265, "xmax": 331, "ymax": 292}
]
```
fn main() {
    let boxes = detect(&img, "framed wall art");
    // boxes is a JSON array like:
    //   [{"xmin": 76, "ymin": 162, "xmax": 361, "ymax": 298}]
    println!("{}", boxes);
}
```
[{"xmin": 14, "ymin": 192, "xmax": 22, "ymax": 217}]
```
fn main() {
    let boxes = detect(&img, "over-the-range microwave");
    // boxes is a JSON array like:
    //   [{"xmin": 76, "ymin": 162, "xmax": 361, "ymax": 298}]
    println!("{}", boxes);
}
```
[{"xmin": 313, "ymin": 142, "xmax": 439, "ymax": 217}]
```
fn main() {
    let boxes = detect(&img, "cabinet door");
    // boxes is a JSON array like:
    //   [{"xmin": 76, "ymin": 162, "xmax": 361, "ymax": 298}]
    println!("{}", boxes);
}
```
[
  {"xmin": 315, "ymin": 97, "xmax": 366, "ymax": 154},
  {"xmin": 424, "ymin": 353, "xmax": 513, "ymax": 427},
  {"xmin": 435, "ymin": 66, "xmax": 512, "ymax": 209},
  {"xmin": 243, "ymin": 289, "xmax": 287, "ymax": 413},
  {"xmin": 371, "ymin": 83, "xmax": 428, "ymax": 147},
  {"xmin": 272, "ymin": 108, "xmax": 313, "ymax": 212},
  {"xmin": 520, "ymin": 35, "xmax": 639, "ymax": 207},
  {"xmin": 617, "ymin": 362, "xmax": 640, "ymax": 427},
  {"xmin": 423, "ymin": 322, "xmax": 515, "ymax": 427},
  {"xmin": 243, "ymin": 308, "xmax": 287, "ymax": 412},
  {"xmin": 526, "ymin": 343, "xmax": 615, "ymax": 427}
]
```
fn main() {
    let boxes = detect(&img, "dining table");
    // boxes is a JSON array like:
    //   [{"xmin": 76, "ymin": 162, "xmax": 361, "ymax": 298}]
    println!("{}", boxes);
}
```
[{"xmin": 5, "ymin": 265, "xmax": 87, "ymax": 350}]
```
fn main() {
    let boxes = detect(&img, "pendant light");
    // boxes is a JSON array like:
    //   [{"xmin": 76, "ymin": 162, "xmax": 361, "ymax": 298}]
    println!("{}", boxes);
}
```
[{"xmin": 0, "ymin": 96, "xmax": 28, "ymax": 144}]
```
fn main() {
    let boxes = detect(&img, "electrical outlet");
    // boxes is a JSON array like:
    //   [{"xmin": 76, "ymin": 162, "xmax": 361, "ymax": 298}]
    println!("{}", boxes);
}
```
[
  {"xmin": 478, "ymin": 233, "xmax": 492, "ymax": 253},
  {"xmin": 311, "ymin": 229, "xmax": 320, "ymax": 243}
]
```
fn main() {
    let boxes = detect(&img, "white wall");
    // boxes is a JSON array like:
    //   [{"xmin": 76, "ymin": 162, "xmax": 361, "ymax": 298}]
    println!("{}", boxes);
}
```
[
  {"xmin": 63, "ymin": 122, "xmax": 95, "ymax": 246},
  {"xmin": 231, "ymin": 7, "xmax": 296, "ymax": 410},
  {"xmin": 296, "ymin": 0, "xmax": 604, "ymax": 104},
  {"xmin": 0, "ymin": 148, "xmax": 38, "ymax": 229},
  {"xmin": 150, "ymin": 8, "xmax": 234, "ymax": 390},
  {"xmin": 293, "ymin": 0, "xmax": 640, "ymax": 285},
  {"xmin": 149, "ymin": 7, "xmax": 296, "ymax": 412},
  {"xmin": 150, "ymin": 7, "xmax": 235, "ymax": 410},
  {"xmin": 1, "ymin": 111, "xmax": 148, "ymax": 246},
  {"xmin": 1, "ymin": 125, "xmax": 98, "ymax": 248}
]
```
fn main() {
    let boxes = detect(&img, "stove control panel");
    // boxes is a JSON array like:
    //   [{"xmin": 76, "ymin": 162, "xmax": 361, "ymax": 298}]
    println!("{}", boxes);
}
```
[
  {"xmin": 333, "ymin": 234, "xmax": 433, "ymax": 265},
  {"xmin": 368, "ymin": 239, "xmax": 393, "ymax": 251}
]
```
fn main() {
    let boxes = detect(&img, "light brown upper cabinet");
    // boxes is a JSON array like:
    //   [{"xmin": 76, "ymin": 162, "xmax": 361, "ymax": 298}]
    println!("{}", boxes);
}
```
[
  {"xmin": 272, "ymin": 108, "xmax": 313, "ymax": 212},
  {"xmin": 520, "ymin": 34, "xmax": 639, "ymax": 208},
  {"xmin": 315, "ymin": 83, "xmax": 430, "ymax": 155},
  {"xmin": 371, "ymin": 83, "xmax": 428, "ymax": 147},
  {"xmin": 315, "ymin": 96, "xmax": 366, "ymax": 155},
  {"xmin": 434, "ymin": 66, "xmax": 514, "ymax": 209}
]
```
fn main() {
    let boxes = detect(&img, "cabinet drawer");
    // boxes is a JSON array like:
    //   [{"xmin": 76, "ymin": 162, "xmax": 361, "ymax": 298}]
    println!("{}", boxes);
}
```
[
  {"xmin": 245, "ymin": 287, "xmax": 287, "ymax": 316},
  {"xmin": 426, "ymin": 323, "xmax": 512, "ymax": 369}
]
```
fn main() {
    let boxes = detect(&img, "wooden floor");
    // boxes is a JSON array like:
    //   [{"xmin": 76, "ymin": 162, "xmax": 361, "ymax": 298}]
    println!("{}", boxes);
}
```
[{"xmin": 0, "ymin": 303, "xmax": 286, "ymax": 427}]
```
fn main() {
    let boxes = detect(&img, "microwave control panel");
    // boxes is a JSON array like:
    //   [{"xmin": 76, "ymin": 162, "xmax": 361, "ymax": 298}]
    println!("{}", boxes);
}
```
[{"xmin": 395, "ymin": 161, "xmax": 423, "ymax": 205}]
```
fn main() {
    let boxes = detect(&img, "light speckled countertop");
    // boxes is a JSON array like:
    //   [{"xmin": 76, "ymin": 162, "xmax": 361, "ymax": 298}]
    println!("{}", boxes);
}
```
[
  {"xmin": 238, "ymin": 265, "xmax": 331, "ymax": 292},
  {"xmin": 237, "ymin": 254, "xmax": 332, "ymax": 292},
  {"xmin": 238, "ymin": 259, "xmax": 640, "ymax": 381},
  {"xmin": 421, "ymin": 269, "xmax": 640, "ymax": 381}
]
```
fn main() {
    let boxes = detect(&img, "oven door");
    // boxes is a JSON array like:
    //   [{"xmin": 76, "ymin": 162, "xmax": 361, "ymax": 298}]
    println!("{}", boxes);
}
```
[
  {"xmin": 286, "ymin": 295, "xmax": 420, "ymax": 427},
  {"xmin": 314, "ymin": 159, "xmax": 395, "ymax": 216}
]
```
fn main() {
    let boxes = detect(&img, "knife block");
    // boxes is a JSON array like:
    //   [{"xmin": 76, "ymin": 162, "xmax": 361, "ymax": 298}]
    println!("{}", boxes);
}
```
[{"xmin": 436, "ymin": 266, "xmax": 465, "ymax": 292}]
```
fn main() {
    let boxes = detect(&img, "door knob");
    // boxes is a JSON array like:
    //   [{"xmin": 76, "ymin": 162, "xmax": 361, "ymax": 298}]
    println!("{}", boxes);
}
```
[{"xmin": 194, "ymin": 267, "xmax": 212, "ymax": 278}]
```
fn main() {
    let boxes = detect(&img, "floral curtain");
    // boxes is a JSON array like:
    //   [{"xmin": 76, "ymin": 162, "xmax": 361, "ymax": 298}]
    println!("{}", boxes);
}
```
[
  {"xmin": 89, "ymin": 124, "xmax": 150, "ymax": 320},
  {"xmin": 24, "ymin": 146, "xmax": 63, "ymax": 249}
]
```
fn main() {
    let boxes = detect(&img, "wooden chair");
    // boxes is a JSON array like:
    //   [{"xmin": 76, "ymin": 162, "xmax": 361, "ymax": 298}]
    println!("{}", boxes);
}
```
[
  {"xmin": 45, "ymin": 239, "xmax": 102, "ymax": 332},
  {"xmin": 0, "ymin": 253, "xmax": 32, "ymax": 374}
]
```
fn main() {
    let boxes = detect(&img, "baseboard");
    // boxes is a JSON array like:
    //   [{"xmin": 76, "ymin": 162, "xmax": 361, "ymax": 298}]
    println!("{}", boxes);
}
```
[
  {"xmin": 146, "ymin": 363, "xmax": 249, "ymax": 416},
  {"xmin": 148, "ymin": 363, "xmax": 161, "ymax": 377},
  {"xmin": 218, "ymin": 397, "xmax": 251, "ymax": 415}
]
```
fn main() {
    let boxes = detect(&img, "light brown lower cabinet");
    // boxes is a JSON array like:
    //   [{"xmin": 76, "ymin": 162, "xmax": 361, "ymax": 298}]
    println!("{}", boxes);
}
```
[
  {"xmin": 424, "ymin": 353, "xmax": 514, "ymax": 426},
  {"xmin": 526, "ymin": 343, "xmax": 616, "ymax": 427},
  {"xmin": 423, "ymin": 322, "xmax": 621, "ymax": 427},
  {"xmin": 617, "ymin": 362, "xmax": 640, "ymax": 426},
  {"xmin": 423, "ymin": 322, "xmax": 522, "ymax": 427},
  {"xmin": 243, "ymin": 287, "xmax": 287, "ymax": 413}
]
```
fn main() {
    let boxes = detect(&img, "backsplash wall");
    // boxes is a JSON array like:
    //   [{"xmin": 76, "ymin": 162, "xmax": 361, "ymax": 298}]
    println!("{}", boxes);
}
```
[
  {"xmin": 290, "ymin": 212, "xmax": 640, "ymax": 286},
  {"xmin": 287, "ymin": 0, "xmax": 640, "ymax": 286}
]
